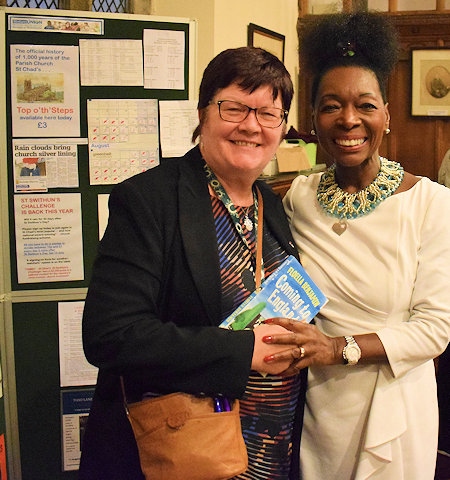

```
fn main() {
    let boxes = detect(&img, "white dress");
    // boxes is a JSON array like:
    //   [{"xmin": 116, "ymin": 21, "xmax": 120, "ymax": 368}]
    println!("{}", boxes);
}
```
[{"xmin": 283, "ymin": 174, "xmax": 450, "ymax": 480}]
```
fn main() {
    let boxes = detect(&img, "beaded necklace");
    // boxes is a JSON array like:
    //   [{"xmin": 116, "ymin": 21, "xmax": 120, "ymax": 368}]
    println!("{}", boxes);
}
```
[
  {"xmin": 316, "ymin": 157, "xmax": 404, "ymax": 235},
  {"xmin": 204, "ymin": 163, "xmax": 265, "ymax": 280}
]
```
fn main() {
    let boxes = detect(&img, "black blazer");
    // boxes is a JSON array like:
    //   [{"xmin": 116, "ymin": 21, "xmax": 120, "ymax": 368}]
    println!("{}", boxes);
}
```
[{"xmin": 79, "ymin": 146, "xmax": 302, "ymax": 479}]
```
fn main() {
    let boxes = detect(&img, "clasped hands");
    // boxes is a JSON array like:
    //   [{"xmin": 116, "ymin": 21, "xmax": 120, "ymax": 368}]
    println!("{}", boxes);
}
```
[{"xmin": 252, "ymin": 318, "xmax": 337, "ymax": 376}]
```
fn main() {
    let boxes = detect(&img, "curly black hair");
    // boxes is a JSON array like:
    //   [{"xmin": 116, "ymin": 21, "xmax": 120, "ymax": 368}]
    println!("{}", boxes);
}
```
[{"xmin": 299, "ymin": 12, "xmax": 400, "ymax": 104}]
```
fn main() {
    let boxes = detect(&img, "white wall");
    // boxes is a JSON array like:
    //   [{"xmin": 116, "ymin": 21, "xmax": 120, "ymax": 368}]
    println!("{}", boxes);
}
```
[
  {"xmin": 152, "ymin": 0, "xmax": 215, "ymax": 101},
  {"xmin": 153, "ymin": 0, "xmax": 299, "ymax": 130}
]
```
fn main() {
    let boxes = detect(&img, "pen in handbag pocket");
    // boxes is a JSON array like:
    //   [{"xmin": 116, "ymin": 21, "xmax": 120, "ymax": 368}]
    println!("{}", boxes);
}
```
[
  {"xmin": 213, "ymin": 397, "xmax": 223, "ymax": 412},
  {"xmin": 222, "ymin": 397, "xmax": 232, "ymax": 411}
]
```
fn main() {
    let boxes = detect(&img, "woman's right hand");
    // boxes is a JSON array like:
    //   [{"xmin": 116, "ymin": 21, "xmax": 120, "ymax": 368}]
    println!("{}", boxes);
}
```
[{"xmin": 251, "ymin": 324, "xmax": 297, "ymax": 374}]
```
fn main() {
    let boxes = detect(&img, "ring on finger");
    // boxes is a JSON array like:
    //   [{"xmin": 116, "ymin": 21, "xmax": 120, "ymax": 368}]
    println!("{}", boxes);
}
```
[{"xmin": 291, "ymin": 346, "xmax": 306, "ymax": 360}]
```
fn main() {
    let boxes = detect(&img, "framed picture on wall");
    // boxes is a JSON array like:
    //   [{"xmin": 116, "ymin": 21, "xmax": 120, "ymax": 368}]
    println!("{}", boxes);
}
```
[
  {"xmin": 247, "ymin": 23, "xmax": 285, "ymax": 62},
  {"xmin": 411, "ymin": 49, "xmax": 450, "ymax": 116}
]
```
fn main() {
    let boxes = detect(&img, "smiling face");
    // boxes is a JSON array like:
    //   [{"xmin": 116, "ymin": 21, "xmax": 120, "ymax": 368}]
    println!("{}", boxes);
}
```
[
  {"xmin": 313, "ymin": 66, "xmax": 390, "ymax": 168},
  {"xmin": 199, "ymin": 83, "xmax": 286, "ymax": 183}
]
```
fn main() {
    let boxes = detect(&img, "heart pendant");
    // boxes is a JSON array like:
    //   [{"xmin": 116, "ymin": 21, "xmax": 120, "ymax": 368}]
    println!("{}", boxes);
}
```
[{"xmin": 332, "ymin": 220, "xmax": 347, "ymax": 236}]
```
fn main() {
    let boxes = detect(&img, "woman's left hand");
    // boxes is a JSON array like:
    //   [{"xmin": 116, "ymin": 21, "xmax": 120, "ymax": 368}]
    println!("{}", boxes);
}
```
[{"xmin": 262, "ymin": 318, "xmax": 343, "ymax": 375}]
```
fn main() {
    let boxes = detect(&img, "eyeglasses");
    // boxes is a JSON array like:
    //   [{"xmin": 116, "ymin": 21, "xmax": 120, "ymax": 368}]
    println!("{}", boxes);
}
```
[{"xmin": 215, "ymin": 100, "xmax": 288, "ymax": 128}]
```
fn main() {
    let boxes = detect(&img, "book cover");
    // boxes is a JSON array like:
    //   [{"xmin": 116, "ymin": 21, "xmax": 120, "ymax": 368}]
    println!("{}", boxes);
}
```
[{"xmin": 220, "ymin": 256, "xmax": 327, "ymax": 330}]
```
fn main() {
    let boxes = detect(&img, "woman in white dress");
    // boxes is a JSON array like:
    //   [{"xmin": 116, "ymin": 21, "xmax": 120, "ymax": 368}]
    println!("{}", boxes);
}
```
[{"xmin": 263, "ymin": 12, "xmax": 450, "ymax": 479}]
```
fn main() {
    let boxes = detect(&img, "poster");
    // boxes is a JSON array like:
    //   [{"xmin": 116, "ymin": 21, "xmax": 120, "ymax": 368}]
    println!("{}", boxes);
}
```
[
  {"xmin": 58, "ymin": 301, "xmax": 98, "ymax": 387},
  {"xmin": 8, "ymin": 14, "xmax": 103, "ymax": 34},
  {"xmin": 14, "ymin": 193, "xmax": 84, "ymax": 283},
  {"xmin": 61, "ymin": 389, "xmax": 94, "ymax": 471},
  {"xmin": 13, "ymin": 138, "xmax": 81, "ymax": 192},
  {"xmin": 97, "ymin": 194, "xmax": 110, "ymax": 240},
  {"xmin": 10, "ymin": 44, "xmax": 80, "ymax": 137},
  {"xmin": 87, "ymin": 98, "xmax": 159, "ymax": 184},
  {"xmin": 159, "ymin": 100, "xmax": 198, "ymax": 157},
  {"xmin": 143, "ymin": 29, "xmax": 185, "ymax": 90},
  {"xmin": 79, "ymin": 39, "xmax": 143, "ymax": 86}
]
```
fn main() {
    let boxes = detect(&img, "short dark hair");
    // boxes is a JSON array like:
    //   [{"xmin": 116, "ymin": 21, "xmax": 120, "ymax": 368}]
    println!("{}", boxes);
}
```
[
  {"xmin": 192, "ymin": 46, "xmax": 293, "ymax": 142},
  {"xmin": 298, "ymin": 12, "xmax": 400, "ymax": 105}
]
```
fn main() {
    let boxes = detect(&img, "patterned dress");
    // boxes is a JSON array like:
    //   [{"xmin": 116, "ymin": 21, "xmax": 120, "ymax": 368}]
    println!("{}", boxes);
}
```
[{"xmin": 211, "ymin": 194, "xmax": 301, "ymax": 480}]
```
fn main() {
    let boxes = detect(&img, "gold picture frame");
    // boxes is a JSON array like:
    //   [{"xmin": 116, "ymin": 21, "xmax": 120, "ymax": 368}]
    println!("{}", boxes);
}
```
[
  {"xmin": 411, "ymin": 49, "xmax": 450, "ymax": 116},
  {"xmin": 247, "ymin": 23, "xmax": 285, "ymax": 62}
]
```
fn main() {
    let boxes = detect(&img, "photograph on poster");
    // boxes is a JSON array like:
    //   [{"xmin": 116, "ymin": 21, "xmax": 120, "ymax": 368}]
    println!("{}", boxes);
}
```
[{"xmin": 15, "ymin": 72, "xmax": 64, "ymax": 103}]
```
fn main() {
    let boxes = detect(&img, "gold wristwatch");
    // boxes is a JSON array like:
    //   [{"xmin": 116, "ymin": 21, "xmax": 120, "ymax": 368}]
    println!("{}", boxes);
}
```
[{"xmin": 342, "ymin": 336, "xmax": 361, "ymax": 365}]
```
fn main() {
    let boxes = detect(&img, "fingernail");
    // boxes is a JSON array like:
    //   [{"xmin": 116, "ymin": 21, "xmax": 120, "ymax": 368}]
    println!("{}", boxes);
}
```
[
  {"xmin": 264, "ymin": 318, "xmax": 274, "ymax": 324},
  {"xmin": 262, "ymin": 335, "xmax": 273, "ymax": 343},
  {"xmin": 264, "ymin": 355, "xmax": 275, "ymax": 363}
]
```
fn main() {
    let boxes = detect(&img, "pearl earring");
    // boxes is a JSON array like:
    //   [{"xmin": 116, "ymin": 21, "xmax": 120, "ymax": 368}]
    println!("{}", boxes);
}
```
[
  {"xmin": 385, "ymin": 128, "xmax": 391, "ymax": 135},
  {"xmin": 311, "ymin": 129, "xmax": 316, "ymax": 136}
]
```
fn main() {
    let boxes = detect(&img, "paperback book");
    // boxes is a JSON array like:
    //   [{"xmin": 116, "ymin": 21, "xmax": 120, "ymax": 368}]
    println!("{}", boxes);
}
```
[{"xmin": 220, "ymin": 255, "xmax": 327, "ymax": 330}]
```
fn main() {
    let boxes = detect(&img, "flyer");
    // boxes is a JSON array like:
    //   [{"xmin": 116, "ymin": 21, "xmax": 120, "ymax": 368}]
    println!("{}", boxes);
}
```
[
  {"xmin": 58, "ymin": 301, "xmax": 98, "ymax": 387},
  {"xmin": 13, "ymin": 138, "xmax": 80, "ymax": 192},
  {"xmin": 10, "ymin": 44, "xmax": 80, "ymax": 137},
  {"xmin": 14, "ymin": 193, "xmax": 84, "ymax": 283},
  {"xmin": 61, "ymin": 388, "xmax": 94, "ymax": 471},
  {"xmin": 87, "ymin": 98, "xmax": 159, "ymax": 184},
  {"xmin": 80, "ymin": 39, "xmax": 143, "ymax": 86},
  {"xmin": 143, "ymin": 29, "xmax": 185, "ymax": 90},
  {"xmin": 8, "ymin": 14, "xmax": 103, "ymax": 34}
]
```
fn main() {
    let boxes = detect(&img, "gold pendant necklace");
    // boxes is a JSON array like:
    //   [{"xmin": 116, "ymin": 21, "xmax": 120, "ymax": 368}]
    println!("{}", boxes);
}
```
[{"xmin": 331, "ymin": 218, "xmax": 347, "ymax": 236}]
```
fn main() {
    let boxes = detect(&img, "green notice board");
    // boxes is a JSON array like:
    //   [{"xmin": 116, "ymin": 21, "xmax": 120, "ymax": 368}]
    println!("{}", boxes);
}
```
[
  {"xmin": 1, "ymin": 8, "xmax": 195, "ymax": 479},
  {"xmin": 13, "ymin": 301, "xmax": 76, "ymax": 480},
  {"xmin": 5, "ymin": 8, "xmax": 193, "ymax": 291}
]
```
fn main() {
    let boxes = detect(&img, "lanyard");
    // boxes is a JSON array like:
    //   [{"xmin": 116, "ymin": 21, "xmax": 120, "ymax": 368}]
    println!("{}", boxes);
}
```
[{"xmin": 204, "ymin": 164, "xmax": 264, "ymax": 289}]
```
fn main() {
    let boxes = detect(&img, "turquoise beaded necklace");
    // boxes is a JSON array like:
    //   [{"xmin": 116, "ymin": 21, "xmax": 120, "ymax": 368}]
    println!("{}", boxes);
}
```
[{"xmin": 317, "ymin": 157, "xmax": 404, "ymax": 234}]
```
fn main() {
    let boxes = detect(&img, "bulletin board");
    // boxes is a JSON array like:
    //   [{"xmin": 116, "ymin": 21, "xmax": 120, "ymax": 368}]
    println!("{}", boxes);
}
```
[
  {"xmin": 4, "ymin": 7, "xmax": 195, "ymax": 292},
  {"xmin": 0, "ymin": 7, "xmax": 196, "ymax": 480}
]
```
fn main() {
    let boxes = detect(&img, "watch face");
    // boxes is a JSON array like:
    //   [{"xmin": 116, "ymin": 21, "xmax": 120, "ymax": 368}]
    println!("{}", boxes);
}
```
[{"xmin": 346, "ymin": 346, "xmax": 360, "ymax": 363}]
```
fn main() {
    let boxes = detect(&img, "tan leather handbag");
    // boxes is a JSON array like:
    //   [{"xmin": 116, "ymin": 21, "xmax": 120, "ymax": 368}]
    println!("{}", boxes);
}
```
[{"xmin": 120, "ymin": 384, "xmax": 248, "ymax": 480}]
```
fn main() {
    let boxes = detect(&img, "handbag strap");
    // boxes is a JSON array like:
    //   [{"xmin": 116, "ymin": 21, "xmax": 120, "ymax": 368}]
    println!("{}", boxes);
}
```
[{"xmin": 120, "ymin": 375, "xmax": 131, "ymax": 414}]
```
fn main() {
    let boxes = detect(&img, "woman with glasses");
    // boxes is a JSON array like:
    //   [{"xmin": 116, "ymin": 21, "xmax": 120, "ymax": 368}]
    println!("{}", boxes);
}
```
[{"xmin": 79, "ymin": 47, "xmax": 304, "ymax": 480}]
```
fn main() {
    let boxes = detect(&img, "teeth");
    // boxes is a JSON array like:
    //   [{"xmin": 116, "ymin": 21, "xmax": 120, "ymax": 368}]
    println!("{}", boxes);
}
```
[
  {"xmin": 234, "ymin": 141, "xmax": 257, "ymax": 147},
  {"xmin": 335, "ymin": 138, "xmax": 365, "ymax": 146}
]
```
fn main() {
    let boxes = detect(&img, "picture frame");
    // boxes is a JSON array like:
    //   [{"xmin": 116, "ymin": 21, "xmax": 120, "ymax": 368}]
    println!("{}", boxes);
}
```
[
  {"xmin": 247, "ymin": 23, "xmax": 285, "ymax": 62},
  {"xmin": 411, "ymin": 49, "xmax": 450, "ymax": 116}
]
